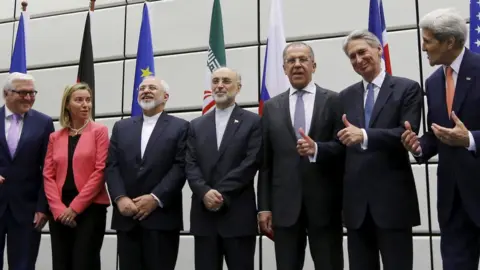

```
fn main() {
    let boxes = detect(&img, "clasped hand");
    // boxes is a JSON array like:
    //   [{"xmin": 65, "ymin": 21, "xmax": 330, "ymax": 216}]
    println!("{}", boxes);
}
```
[
  {"xmin": 117, "ymin": 194, "xmax": 158, "ymax": 221},
  {"xmin": 203, "ymin": 189, "xmax": 223, "ymax": 211}
]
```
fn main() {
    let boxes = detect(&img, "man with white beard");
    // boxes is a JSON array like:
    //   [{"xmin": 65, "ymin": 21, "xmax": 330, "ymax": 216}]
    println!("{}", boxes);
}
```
[
  {"xmin": 186, "ymin": 67, "xmax": 261, "ymax": 270},
  {"xmin": 106, "ymin": 76, "xmax": 189, "ymax": 270}
]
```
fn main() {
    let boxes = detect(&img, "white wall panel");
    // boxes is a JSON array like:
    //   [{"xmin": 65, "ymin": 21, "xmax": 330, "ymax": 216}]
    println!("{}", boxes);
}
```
[
  {"xmin": 125, "ymin": 0, "xmax": 257, "ymax": 56},
  {"xmin": 428, "ymin": 164, "xmax": 440, "ymax": 233},
  {"xmin": 30, "ymin": 61, "xmax": 123, "ymax": 118},
  {"xmin": 123, "ymin": 46, "xmax": 258, "ymax": 113},
  {"xmin": 15, "ymin": 0, "xmax": 126, "ymax": 18},
  {"xmin": 418, "ymin": 0, "xmax": 469, "ymax": 21},
  {"xmin": 0, "ymin": 1, "xmax": 14, "ymax": 23},
  {"xmin": 24, "ymin": 7, "xmax": 125, "ymax": 68},
  {"xmin": 0, "ymin": 23, "xmax": 14, "ymax": 71},
  {"xmin": 259, "ymin": 0, "xmax": 416, "ymax": 42},
  {"xmin": 412, "ymin": 164, "xmax": 431, "ymax": 233}
]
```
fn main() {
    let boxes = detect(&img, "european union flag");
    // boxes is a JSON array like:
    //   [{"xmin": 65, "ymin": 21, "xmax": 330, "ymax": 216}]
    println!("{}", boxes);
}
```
[
  {"xmin": 131, "ymin": 3, "xmax": 155, "ymax": 117},
  {"xmin": 10, "ymin": 12, "xmax": 27, "ymax": 73},
  {"xmin": 470, "ymin": 0, "xmax": 480, "ymax": 53}
]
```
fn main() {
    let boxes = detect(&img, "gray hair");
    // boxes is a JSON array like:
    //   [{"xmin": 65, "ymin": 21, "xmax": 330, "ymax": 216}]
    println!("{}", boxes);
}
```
[
  {"xmin": 213, "ymin": 67, "xmax": 242, "ymax": 86},
  {"xmin": 141, "ymin": 76, "xmax": 170, "ymax": 93},
  {"xmin": 342, "ymin": 30, "xmax": 382, "ymax": 55},
  {"xmin": 282, "ymin": 42, "xmax": 315, "ymax": 61},
  {"xmin": 419, "ymin": 8, "xmax": 467, "ymax": 47},
  {"xmin": 3, "ymin": 72, "xmax": 35, "ymax": 92}
]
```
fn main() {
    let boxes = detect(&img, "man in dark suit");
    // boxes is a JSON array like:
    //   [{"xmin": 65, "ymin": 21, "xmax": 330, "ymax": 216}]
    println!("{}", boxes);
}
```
[
  {"xmin": 298, "ymin": 29, "xmax": 423, "ymax": 270},
  {"xmin": 106, "ymin": 76, "xmax": 189, "ymax": 270},
  {"xmin": 402, "ymin": 9, "xmax": 480, "ymax": 270},
  {"xmin": 258, "ymin": 42, "xmax": 344, "ymax": 270},
  {"xmin": 186, "ymin": 67, "xmax": 261, "ymax": 270},
  {"xmin": 0, "ymin": 72, "xmax": 54, "ymax": 269}
]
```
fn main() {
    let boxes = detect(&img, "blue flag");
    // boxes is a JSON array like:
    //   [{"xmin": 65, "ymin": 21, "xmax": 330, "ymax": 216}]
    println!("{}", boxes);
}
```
[
  {"xmin": 470, "ymin": 0, "xmax": 480, "ymax": 53},
  {"xmin": 131, "ymin": 3, "xmax": 155, "ymax": 117},
  {"xmin": 10, "ymin": 12, "xmax": 27, "ymax": 73}
]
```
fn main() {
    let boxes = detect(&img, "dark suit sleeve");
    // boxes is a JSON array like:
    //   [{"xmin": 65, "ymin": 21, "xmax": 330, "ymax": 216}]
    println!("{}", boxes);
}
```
[
  {"xmin": 214, "ymin": 116, "xmax": 262, "ymax": 196},
  {"xmin": 258, "ymin": 104, "xmax": 272, "ymax": 212},
  {"xmin": 185, "ymin": 121, "xmax": 212, "ymax": 201},
  {"xmin": 151, "ymin": 121, "xmax": 188, "ymax": 207},
  {"xmin": 315, "ymin": 93, "xmax": 345, "ymax": 162},
  {"xmin": 418, "ymin": 80, "xmax": 438, "ymax": 162},
  {"xmin": 365, "ymin": 81, "xmax": 423, "ymax": 151},
  {"xmin": 105, "ymin": 122, "xmax": 127, "ymax": 201},
  {"xmin": 37, "ymin": 118, "xmax": 55, "ymax": 214}
]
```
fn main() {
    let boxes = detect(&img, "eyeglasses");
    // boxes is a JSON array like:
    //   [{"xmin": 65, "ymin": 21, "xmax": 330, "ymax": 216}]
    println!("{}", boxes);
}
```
[{"xmin": 11, "ymin": 90, "xmax": 38, "ymax": 97}]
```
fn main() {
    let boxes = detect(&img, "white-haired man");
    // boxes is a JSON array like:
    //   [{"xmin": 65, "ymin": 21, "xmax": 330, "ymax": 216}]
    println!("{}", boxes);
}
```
[
  {"xmin": 0, "ymin": 72, "xmax": 54, "ymax": 269},
  {"xmin": 402, "ymin": 8, "xmax": 480, "ymax": 270},
  {"xmin": 106, "ymin": 76, "xmax": 188, "ymax": 270}
]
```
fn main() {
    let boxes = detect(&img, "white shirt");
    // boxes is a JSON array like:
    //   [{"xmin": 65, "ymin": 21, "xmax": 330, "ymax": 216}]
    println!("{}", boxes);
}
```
[
  {"xmin": 4, "ymin": 106, "xmax": 24, "ymax": 141},
  {"xmin": 141, "ymin": 112, "xmax": 161, "ymax": 158},
  {"xmin": 289, "ymin": 80, "xmax": 316, "ymax": 135},
  {"xmin": 360, "ymin": 70, "xmax": 387, "ymax": 149},
  {"xmin": 215, "ymin": 104, "xmax": 235, "ymax": 149},
  {"xmin": 141, "ymin": 111, "xmax": 163, "ymax": 207},
  {"xmin": 289, "ymin": 80, "xmax": 318, "ymax": 162},
  {"xmin": 441, "ymin": 47, "xmax": 476, "ymax": 152}
]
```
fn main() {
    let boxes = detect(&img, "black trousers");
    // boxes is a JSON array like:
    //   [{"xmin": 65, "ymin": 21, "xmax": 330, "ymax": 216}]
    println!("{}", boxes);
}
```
[
  {"xmin": 49, "ymin": 204, "xmax": 107, "ymax": 270},
  {"xmin": 273, "ymin": 206, "xmax": 344, "ymax": 270},
  {"xmin": 440, "ymin": 187, "xmax": 480, "ymax": 270},
  {"xmin": 117, "ymin": 226, "xmax": 180, "ymax": 270},
  {"xmin": 0, "ymin": 206, "xmax": 40, "ymax": 270},
  {"xmin": 194, "ymin": 234, "xmax": 256, "ymax": 270},
  {"xmin": 347, "ymin": 207, "xmax": 413, "ymax": 270}
]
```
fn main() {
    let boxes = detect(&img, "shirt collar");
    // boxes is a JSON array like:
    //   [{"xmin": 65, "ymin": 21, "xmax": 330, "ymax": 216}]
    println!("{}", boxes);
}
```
[
  {"xmin": 443, "ymin": 47, "xmax": 465, "ymax": 75},
  {"xmin": 289, "ymin": 80, "xmax": 316, "ymax": 96},
  {"xmin": 143, "ymin": 111, "xmax": 162, "ymax": 123},
  {"xmin": 4, "ymin": 106, "xmax": 24, "ymax": 120},
  {"xmin": 216, "ymin": 103, "xmax": 236, "ymax": 115},
  {"xmin": 362, "ymin": 69, "xmax": 386, "ymax": 91}
]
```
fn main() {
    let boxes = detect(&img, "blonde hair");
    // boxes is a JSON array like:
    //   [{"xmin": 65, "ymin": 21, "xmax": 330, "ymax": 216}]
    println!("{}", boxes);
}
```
[{"xmin": 59, "ymin": 83, "xmax": 93, "ymax": 128}]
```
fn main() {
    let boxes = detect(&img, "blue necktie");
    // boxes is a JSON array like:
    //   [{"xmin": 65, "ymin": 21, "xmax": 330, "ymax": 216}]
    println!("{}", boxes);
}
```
[
  {"xmin": 293, "ymin": 90, "xmax": 305, "ymax": 139},
  {"xmin": 364, "ymin": 83, "xmax": 375, "ymax": 127}
]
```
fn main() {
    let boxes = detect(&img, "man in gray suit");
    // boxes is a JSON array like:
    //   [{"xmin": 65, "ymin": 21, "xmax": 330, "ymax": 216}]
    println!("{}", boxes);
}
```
[{"xmin": 258, "ymin": 42, "xmax": 344, "ymax": 270}]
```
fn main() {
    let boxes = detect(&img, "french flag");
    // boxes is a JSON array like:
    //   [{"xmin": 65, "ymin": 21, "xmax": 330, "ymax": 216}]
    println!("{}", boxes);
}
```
[
  {"xmin": 259, "ymin": 0, "xmax": 289, "ymax": 115},
  {"xmin": 368, "ymin": 0, "xmax": 392, "ymax": 74}
]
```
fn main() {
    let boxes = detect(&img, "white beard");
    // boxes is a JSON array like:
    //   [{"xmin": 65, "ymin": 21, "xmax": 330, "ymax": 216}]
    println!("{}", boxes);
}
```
[{"xmin": 138, "ymin": 98, "xmax": 162, "ymax": 110}]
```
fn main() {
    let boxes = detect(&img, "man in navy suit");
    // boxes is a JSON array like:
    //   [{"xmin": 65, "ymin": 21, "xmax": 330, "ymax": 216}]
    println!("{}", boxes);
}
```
[
  {"xmin": 0, "ymin": 72, "xmax": 54, "ymax": 269},
  {"xmin": 106, "ymin": 76, "xmax": 189, "ymax": 270},
  {"xmin": 402, "ymin": 8, "xmax": 480, "ymax": 270},
  {"xmin": 298, "ymin": 30, "xmax": 423, "ymax": 270},
  {"xmin": 186, "ymin": 67, "xmax": 261, "ymax": 270}
]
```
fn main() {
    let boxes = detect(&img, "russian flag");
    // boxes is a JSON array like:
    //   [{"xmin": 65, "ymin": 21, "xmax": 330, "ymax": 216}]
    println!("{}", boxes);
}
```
[
  {"xmin": 259, "ymin": 0, "xmax": 289, "ymax": 115},
  {"xmin": 368, "ymin": 0, "xmax": 392, "ymax": 74}
]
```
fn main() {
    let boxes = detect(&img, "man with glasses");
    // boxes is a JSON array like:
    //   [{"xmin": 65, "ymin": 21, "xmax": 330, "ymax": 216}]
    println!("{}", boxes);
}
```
[{"xmin": 0, "ymin": 72, "xmax": 54, "ymax": 269}]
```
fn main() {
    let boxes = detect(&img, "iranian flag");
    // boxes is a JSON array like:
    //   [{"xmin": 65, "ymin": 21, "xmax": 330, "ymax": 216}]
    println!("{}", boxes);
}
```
[{"xmin": 202, "ymin": 0, "xmax": 226, "ymax": 115}]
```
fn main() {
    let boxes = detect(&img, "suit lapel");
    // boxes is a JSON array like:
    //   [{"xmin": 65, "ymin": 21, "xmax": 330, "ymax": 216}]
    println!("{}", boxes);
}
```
[
  {"xmin": 130, "ymin": 116, "xmax": 143, "ymax": 163},
  {"xmin": 452, "ymin": 49, "xmax": 475, "ymax": 115},
  {"xmin": 142, "ymin": 113, "xmax": 170, "ymax": 161},
  {"xmin": 13, "ymin": 110, "xmax": 34, "ymax": 159},
  {"xmin": 308, "ymin": 86, "xmax": 327, "ymax": 137},
  {"xmin": 351, "ymin": 82, "xmax": 366, "ymax": 128},
  {"xmin": 280, "ymin": 91, "xmax": 297, "ymax": 142},
  {"xmin": 368, "ymin": 74, "xmax": 394, "ymax": 128},
  {"xmin": 217, "ymin": 106, "xmax": 243, "ymax": 159},
  {"xmin": 0, "ymin": 107, "xmax": 8, "ymax": 158},
  {"xmin": 202, "ymin": 111, "xmax": 219, "ymax": 165}
]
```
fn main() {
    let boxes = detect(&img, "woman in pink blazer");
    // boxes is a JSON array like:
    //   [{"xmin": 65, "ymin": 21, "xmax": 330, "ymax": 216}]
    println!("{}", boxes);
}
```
[{"xmin": 43, "ymin": 83, "xmax": 110, "ymax": 270}]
